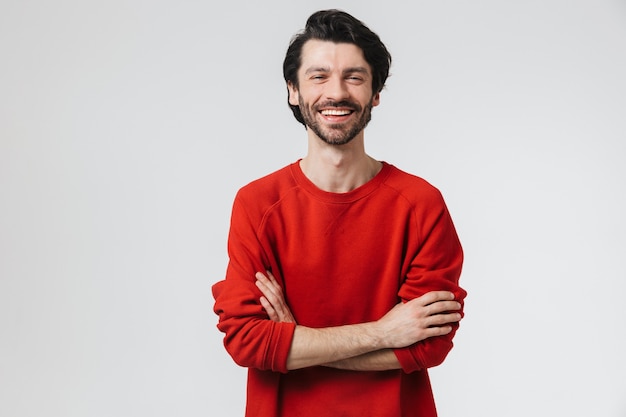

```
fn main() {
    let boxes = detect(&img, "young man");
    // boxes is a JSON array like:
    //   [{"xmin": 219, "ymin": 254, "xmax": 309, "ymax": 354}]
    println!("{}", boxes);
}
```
[{"xmin": 213, "ymin": 9, "xmax": 466, "ymax": 417}]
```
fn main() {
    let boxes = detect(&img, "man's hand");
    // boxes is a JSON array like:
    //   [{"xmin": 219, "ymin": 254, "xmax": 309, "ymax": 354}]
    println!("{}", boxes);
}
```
[
  {"xmin": 255, "ymin": 271, "xmax": 296, "ymax": 324},
  {"xmin": 375, "ymin": 291, "xmax": 462, "ymax": 349}
]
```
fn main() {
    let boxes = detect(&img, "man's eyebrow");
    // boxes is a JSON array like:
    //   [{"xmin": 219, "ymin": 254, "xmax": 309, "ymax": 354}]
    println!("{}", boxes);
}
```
[
  {"xmin": 303, "ymin": 66, "xmax": 370, "ymax": 75},
  {"xmin": 304, "ymin": 67, "xmax": 330, "ymax": 74},
  {"xmin": 343, "ymin": 66, "xmax": 369, "ymax": 75}
]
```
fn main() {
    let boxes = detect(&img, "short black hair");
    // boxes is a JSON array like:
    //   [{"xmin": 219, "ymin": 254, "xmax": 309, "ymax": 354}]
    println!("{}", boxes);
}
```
[{"xmin": 283, "ymin": 10, "xmax": 392, "ymax": 126}]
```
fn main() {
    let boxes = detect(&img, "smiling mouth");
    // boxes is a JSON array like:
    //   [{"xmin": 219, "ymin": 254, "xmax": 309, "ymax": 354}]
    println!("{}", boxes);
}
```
[{"xmin": 320, "ymin": 109, "xmax": 353, "ymax": 116}]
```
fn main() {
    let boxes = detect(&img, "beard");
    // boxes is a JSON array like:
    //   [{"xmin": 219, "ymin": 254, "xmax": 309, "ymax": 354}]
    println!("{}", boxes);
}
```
[{"xmin": 299, "ymin": 96, "xmax": 373, "ymax": 146}]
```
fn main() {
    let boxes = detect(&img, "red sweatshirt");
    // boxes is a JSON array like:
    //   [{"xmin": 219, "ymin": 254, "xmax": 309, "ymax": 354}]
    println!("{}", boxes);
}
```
[{"xmin": 212, "ymin": 161, "xmax": 465, "ymax": 417}]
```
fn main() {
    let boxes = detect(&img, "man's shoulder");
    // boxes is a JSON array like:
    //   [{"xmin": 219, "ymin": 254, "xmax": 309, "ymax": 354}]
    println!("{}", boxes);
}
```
[
  {"xmin": 383, "ymin": 164, "xmax": 443, "ymax": 204},
  {"xmin": 235, "ymin": 162, "xmax": 299, "ymax": 207}
]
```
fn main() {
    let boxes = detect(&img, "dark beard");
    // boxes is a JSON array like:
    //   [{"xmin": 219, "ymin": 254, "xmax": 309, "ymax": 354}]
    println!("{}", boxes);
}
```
[{"xmin": 299, "ymin": 97, "xmax": 373, "ymax": 145}]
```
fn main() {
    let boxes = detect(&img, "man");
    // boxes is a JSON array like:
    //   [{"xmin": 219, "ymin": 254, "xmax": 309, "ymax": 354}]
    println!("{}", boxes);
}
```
[{"xmin": 213, "ymin": 9, "xmax": 466, "ymax": 417}]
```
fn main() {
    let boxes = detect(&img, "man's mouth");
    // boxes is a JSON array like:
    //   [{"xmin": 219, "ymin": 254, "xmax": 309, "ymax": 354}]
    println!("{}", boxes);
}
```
[{"xmin": 320, "ymin": 109, "xmax": 353, "ymax": 116}]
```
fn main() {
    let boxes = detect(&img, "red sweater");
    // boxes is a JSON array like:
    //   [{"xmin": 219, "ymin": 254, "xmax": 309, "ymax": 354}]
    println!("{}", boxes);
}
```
[{"xmin": 213, "ymin": 161, "xmax": 465, "ymax": 417}]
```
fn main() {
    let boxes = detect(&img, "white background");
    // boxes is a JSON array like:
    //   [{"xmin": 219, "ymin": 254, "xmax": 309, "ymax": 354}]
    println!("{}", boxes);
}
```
[{"xmin": 1, "ymin": 1, "xmax": 625, "ymax": 416}]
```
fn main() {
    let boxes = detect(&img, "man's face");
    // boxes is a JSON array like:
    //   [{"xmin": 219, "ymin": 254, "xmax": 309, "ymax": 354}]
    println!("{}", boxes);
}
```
[{"xmin": 288, "ymin": 40, "xmax": 380, "ymax": 145}]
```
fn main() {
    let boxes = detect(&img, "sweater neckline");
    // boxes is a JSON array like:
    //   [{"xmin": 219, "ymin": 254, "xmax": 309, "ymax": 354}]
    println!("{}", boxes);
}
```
[{"xmin": 290, "ymin": 159, "xmax": 392, "ymax": 203}]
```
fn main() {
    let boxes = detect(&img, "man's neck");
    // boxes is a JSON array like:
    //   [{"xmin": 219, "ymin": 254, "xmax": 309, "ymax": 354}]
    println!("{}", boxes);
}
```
[{"xmin": 300, "ymin": 133, "xmax": 382, "ymax": 193}]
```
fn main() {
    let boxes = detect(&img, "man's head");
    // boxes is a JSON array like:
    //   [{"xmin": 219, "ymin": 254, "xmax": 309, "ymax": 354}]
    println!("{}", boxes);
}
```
[{"xmin": 283, "ymin": 10, "xmax": 392, "ymax": 130}]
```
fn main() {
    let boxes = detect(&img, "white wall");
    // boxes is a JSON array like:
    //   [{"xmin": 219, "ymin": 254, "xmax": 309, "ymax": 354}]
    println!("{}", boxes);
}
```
[{"xmin": 1, "ymin": 1, "xmax": 625, "ymax": 416}]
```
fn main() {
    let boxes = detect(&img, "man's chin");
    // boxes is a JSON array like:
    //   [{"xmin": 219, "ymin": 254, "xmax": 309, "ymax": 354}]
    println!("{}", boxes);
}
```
[
  {"xmin": 305, "ymin": 119, "xmax": 364, "ymax": 145},
  {"xmin": 317, "ymin": 133, "xmax": 356, "ymax": 146}
]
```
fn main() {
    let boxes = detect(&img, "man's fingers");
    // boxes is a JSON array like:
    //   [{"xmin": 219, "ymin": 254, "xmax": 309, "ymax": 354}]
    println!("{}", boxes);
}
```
[
  {"xmin": 405, "ymin": 296, "xmax": 461, "ymax": 318},
  {"xmin": 256, "ymin": 271, "xmax": 297, "ymax": 324},
  {"xmin": 256, "ymin": 279, "xmax": 280, "ymax": 305},
  {"xmin": 427, "ymin": 312, "xmax": 462, "ymax": 327},
  {"xmin": 256, "ymin": 272, "xmax": 281, "ymax": 298},
  {"xmin": 424, "ymin": 325, "xmax": 453, "ymax": 338},
  {"xmin": 255, "ymin": 271, "xmax": 272, "ymax": 288},
  {"xmin": 265, "ymin": 270, "xmax": 280, "ymax": 286},
  {"xmin": 259, "ymin": 296, "xmax": 273, "ymax": 313},
  {"xmin": 256, "ymin": 271, "xmax": 283, "ymax": 294},
  {"xmin": 425, "ymin": 300, "xmax": 462, "ymax": 316},
  {"xmin": 260, "ymin": 292, "xmax": 288, "ymax": 323},
  {"xmin": 260, "ymin": 296, "xmax": 279, "ymax": 321},
  {"xmin": 417, "ymin": 291, "xmax": 456, "ymax": 306},
  {"xmin": 256, "ymin": 272, "xmax": 290, "ymax": 321}
]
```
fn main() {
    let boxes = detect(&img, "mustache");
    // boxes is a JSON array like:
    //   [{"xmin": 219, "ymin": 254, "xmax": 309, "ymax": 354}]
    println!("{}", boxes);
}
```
[{"xmin": 314, "ymin": 100, "xmax": 362, "ymax": 111}]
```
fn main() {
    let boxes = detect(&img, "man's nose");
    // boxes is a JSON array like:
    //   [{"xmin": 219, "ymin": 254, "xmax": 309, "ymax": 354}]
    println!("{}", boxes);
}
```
[{"xmin": 324, "ymin": 76, "xmax": 350, "ymax": 102}]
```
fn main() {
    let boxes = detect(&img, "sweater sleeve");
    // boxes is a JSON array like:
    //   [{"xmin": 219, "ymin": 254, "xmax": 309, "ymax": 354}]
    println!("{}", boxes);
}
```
[
  {"xmin": 212, "ymin": 192, "xmax": 296, "ymax": 373},
  {"xmin": 393, "ymin": 190, "xmax": 466, "ymax": 373}
]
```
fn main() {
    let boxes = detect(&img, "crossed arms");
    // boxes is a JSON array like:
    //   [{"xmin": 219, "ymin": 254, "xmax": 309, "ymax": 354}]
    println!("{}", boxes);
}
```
[
  {"xmin": 255, "ymin": 271, "xmax": 462, "ymax": 371},
  {"xmin": 213, "ymin": 182, "xmax": 465, "ymax": 373}
]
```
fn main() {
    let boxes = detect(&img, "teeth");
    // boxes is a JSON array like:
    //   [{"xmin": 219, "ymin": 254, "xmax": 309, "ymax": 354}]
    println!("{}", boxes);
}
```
[{"xmin": 321, "ymin": 109, "xmax": 351, "ymax": 116}]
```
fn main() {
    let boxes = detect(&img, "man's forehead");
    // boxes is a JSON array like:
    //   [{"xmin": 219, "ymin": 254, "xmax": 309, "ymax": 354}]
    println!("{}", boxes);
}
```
[{"xmin": 299, "ymin": 40, "xmax": 369, "ymax": 71}]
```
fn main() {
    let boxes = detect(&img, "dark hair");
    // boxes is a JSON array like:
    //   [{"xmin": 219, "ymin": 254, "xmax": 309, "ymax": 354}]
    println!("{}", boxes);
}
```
[{"xmin": 283, "ymin": 9, "xmax": 392, "ymax": 126}]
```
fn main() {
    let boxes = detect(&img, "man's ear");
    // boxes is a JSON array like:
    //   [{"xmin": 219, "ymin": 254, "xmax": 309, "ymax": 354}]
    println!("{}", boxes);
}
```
[
  {"xmin": 287, "ymin": 82, "xmax": 299, "ymax": 106},
  {"xmin": 371, "ymin": 91, "xmax": 381, "ymax": 108}
]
